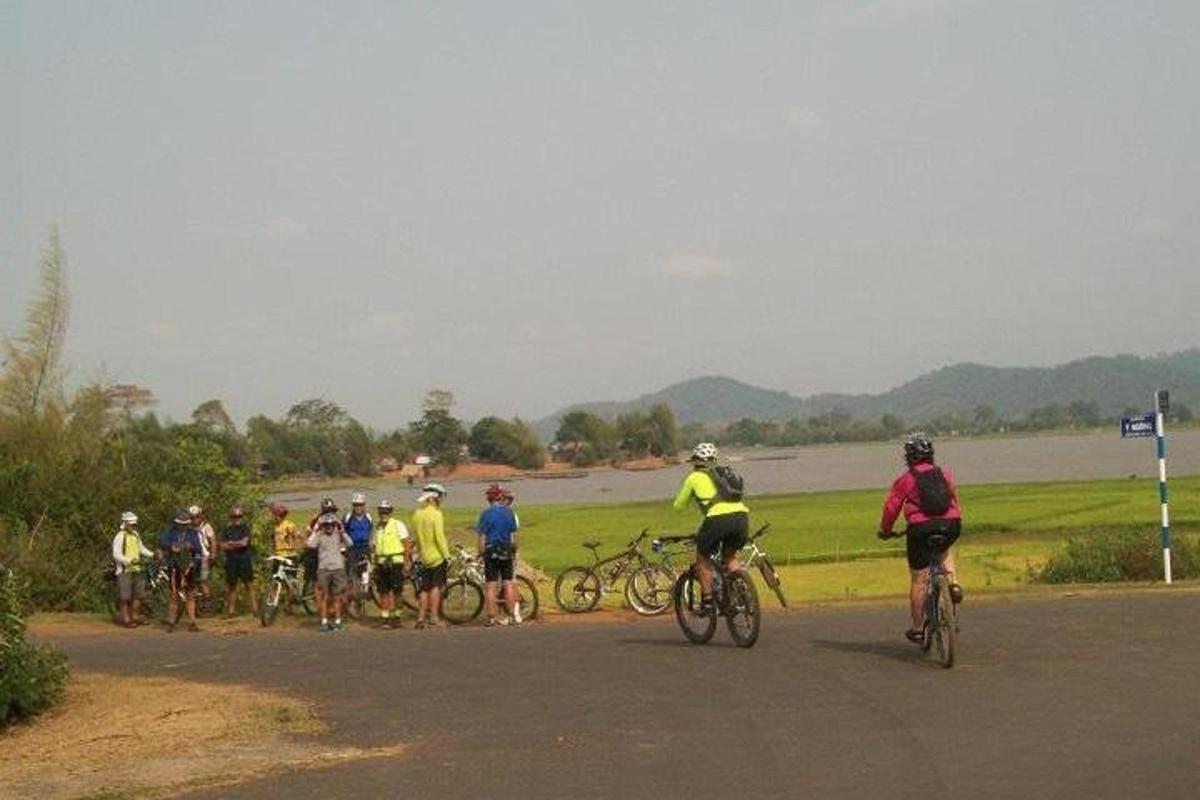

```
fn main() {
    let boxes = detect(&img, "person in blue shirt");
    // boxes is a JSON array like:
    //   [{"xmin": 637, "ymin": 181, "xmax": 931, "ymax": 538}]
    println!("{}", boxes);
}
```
[
  {"xmin": 477, "ymin": 484, "xmax": 520, "ymax": 626},
  {"xmin": 342, "ymin": 493, "xmax": 374, "ymax": 599},
  {"xmin": 157, "ymin": 509, "xmax": 204, "ymax": 632}
]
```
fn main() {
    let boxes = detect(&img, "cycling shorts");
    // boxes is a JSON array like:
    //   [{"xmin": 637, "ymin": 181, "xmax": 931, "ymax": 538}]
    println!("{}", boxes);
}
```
[
  {"xmin": 696, "ymin": 512, "xmax": 750, "ymax": 560},
  {"xmin": 905, "ymin": 518, "xmax": 962, "ymax": 570},
  {"xmin": 484, "ymin": 548, "xmax": 514, "ymax": 583},
  {"xmin": 374, "ymin": 561, "xmax": 405, "ymax": 594},
  {"xmin": 419, "ymin": 561, "xmax": 447, "ymax": 592},
  {"xmin": 224, "ymin": 554, "xmax": 254, "ymax": 585}
]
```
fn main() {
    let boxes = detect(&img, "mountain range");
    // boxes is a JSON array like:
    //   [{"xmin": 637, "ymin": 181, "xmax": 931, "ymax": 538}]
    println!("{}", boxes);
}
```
[{"xmin": 534, "ymin": 349, "xmax": 1200, "ymax": 437}]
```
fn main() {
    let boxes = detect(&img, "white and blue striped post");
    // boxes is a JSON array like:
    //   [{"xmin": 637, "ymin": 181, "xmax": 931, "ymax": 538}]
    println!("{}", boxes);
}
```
[{"xmin": 1154, "ymin": 390, "xmax": 1172, "ymax": 584}]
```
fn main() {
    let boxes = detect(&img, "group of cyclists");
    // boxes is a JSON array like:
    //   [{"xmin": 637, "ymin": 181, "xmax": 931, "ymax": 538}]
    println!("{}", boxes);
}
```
[
  {"xmin": 111, "ymin": 481, "xmax": 522, "ymax": 633},
  {"xmin": 113, "ymin": 431, "xmax": 963, "ymax": 644}
]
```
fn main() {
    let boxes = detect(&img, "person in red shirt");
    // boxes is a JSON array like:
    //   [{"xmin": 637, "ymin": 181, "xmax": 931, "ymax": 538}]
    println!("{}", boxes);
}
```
[{"xmin": 878, "ymin": 433, "xmax": 964, "ymax": 644}]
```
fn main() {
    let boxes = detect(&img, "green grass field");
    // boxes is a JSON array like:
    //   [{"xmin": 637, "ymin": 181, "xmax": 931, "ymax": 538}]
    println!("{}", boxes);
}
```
[{"xmin": 295, "ymin": 474, "xmax": 1200, "ymax": 608}]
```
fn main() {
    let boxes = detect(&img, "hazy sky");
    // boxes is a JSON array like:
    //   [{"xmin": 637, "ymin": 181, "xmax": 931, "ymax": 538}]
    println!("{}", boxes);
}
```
[{"xmin": 4, "ymin": 1, "xmax": 1198, "ymax": 429}]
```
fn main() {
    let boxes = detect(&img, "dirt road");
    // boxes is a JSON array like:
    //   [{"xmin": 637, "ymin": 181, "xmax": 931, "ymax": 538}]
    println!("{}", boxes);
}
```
[{"xmin": 41, "ymin": 591, "xmax": 1200, "ymax": 799}]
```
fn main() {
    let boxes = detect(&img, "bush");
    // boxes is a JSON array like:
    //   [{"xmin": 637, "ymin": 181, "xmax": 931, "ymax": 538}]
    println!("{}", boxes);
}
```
[
  {"xmin": 0, "ymin": 565, "xmax": 69, "ymax": 728},
  {"xmin": 1035, "ymin": 530, "xmax": 1200, "ymax": 584}
]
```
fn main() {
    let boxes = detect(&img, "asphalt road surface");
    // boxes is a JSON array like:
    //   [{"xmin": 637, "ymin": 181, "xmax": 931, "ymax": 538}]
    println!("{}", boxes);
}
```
[{"xmin": 46, "ymin": 592, "xmax": 1200, "ymax": 800}]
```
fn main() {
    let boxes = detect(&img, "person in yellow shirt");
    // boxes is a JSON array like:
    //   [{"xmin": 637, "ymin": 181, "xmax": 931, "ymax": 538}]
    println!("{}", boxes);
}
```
[
  {"xmin": 411, "ymin": 483, "xmax": 450, "ymax": 629},
  {"xmin": 270, "ymin": 502, "xmax": 301, "ymax": 557},
  {"xmin": 371, "ymin": 499, "xmax": 412, "ymax": 629},
  {"xmin": 672, "ymin": 443, "xmax": 750, "ymax": 609}
]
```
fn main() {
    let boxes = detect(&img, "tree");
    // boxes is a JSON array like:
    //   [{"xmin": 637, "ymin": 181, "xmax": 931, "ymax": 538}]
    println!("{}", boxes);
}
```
[
  {"xmin": 469, "ymin": 417, "xmax": 546, "ymax": 469},
  {"xmin": 192, "ymin": 399, "xmax": 237, "ymax": 437},
  {"xmin": 1, "ymin": 226, "xmax": 69, "ymax": 415},
  {"xmin": 410, "ymin": 407, "xmax": 468, "ymax": 467},
  {"xmin": 422, "ymin": 389, "xmax": 456, "ymax": 415},
  {"xmin": 645, "ymin": 404, "xmax": 678, "ymax": 457},
  {"xmin": 554, "ymin": 411, "xmax": 618, "ymax": 464},
  {"xmin": 285, "ymin": 398, "xmax": 347, "ymax": 428}
]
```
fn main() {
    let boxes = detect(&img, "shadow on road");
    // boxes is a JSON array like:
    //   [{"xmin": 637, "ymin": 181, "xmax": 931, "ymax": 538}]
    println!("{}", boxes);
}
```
[{"xmin": 808, "ymin": 637, "xmax": 922, "ymax": 664}]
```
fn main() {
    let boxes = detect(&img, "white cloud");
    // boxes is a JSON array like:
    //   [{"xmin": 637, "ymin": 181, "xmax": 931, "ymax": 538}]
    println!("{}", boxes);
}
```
[{"xmin": 661, "ymin": 253, "xmax": 736, "ymax": 278}]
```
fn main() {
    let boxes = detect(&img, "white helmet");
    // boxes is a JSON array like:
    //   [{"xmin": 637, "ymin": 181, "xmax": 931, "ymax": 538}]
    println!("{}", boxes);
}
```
[
  {"xmin": 689, "ymin": 442, "xmax": 719, "ymax": 462},
  {"xmin": 422, "ymin": 483, "xmax": 447, "ymax": 497},
  {"xmin": 351, "ymin": 492, "xmax": 367, "ymax": 505},
  {"xmin": 377, "ymin": 499, "xmax": 394, "ymax": 512},
  {"xmin": 187, "ymin": 504, "xmax": 203, "ymax": 517},
  {"xmin": 121, "ymin": 511, "xmax": 138, "ymax": 526}
]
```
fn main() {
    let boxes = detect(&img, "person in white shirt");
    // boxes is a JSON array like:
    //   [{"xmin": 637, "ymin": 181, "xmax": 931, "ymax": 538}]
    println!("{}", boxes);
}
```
[{"xmin": 111, "ymin": 511, "xmax": 154, "ymax": 628}]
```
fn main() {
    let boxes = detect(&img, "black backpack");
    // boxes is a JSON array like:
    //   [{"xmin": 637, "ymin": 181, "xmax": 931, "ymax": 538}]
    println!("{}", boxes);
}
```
[
  {"xmin": 911, "ymin": 466, "xmax": 953, "ymax": 516},
  {"xmin": 705, "ymin": 465, "xmax": 745, "ymax": 503}
]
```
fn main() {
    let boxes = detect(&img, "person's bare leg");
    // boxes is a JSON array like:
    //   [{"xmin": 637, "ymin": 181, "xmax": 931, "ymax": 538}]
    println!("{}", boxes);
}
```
[
  {"xmin": 119, "ymin": 600, "xmax": 131, "ymax": 626},
  {"xmin": 225, "ymin": 584, "xmax": 237, "ymax": 615},
  {"xmin": 503, "ymin": 579, "xmax": 518, "ymax": 618},
  {"xmin": 429, "ymin": 586, "xmax": 442, "ymax": 623},
  {"xmin": 131, "ymin": 596, "xmax": 142, "ymax": 623},
  {"xmin": 910, "ymin": 568, "xmax": 929, "ymax": 631},
  {"xmin": 484, "ymin": 580, "xmax": 498, "ymax": 620},
  {"xmin": 247, "ymin": 581, "xmax": 258, "ymax": 615},
  {"xmin": 186, "ymin": 591, "xmax": 197, "ymax": 626},
  {"xmin": 695, "ymin": 553, "xmax": 713, "ymax": 596}
]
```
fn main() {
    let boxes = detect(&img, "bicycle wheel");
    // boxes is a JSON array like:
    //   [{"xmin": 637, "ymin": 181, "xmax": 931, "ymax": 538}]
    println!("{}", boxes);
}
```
[
  {"xmin": 399, "ymin": 577, "xmax": 419, "ymax": 612},
  {"xmin": 441, "ymin": 579, "xmax": 484, "ymax": 624},
  {"xmin": 724, "ymin": 570, "xmax": 761, "ymax": 648},
  {"xmin": 757, "ymin": 557, "xmax": 788, "ymax": 609},
  {"xmin": 673, "ymin": 569, "xmax": 716, "ymax": 644},
  {"xmin": 626, "ymin": 564, "xmax": 675, "ymax": 615},
  {"xmin": 260, "ymin": 579, "xmax": 285, "ymax": 627},
  {"xmin": 553, "ymin": 566, "xmax": 601, "ymax": 613},
  {"xmin": 933, "ymin": 575, "xmax": 956, "ymax": 668}
]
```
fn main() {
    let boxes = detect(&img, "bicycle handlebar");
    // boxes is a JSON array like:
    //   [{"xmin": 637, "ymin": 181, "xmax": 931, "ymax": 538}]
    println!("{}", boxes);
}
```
[{"xmin": 748, "ymin": 523, "xmax": 771, "ymax": 542}]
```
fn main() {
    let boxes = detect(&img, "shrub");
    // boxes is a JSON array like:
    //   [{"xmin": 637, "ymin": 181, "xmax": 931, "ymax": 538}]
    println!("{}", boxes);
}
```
[
  {"xmin": 0, "ymin": 565, "xmax": 69, "ymax": 728},
  {"xmin": 1035, "ymin": 530, "xmax": 1200, "ymax": 584}
]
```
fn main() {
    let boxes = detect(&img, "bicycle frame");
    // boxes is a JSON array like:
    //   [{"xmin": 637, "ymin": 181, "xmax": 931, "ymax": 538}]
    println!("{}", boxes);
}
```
[{"xmin": 585, "ymin": 530, "xmax": 650, "ymax": 590}]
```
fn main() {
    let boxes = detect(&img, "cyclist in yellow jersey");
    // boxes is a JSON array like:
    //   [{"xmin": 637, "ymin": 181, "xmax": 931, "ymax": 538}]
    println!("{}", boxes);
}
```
[
  {"xmin": 411, "ymin": 483, "xmax": 451, "ymax": 628},
  {"xmin": 111, "ymin": 511, "xmax": 154, "ymax": 628},
  {"xmin": 673, "ymin": 443, "xmax": 750, "ymax": 608},
  {"xmin": 371, "ymin": 499, "xmax": 412, "ymax": 628},
  {"xmin": 270, "ymin": 502, "xmax": 301, "ymax": 557}
]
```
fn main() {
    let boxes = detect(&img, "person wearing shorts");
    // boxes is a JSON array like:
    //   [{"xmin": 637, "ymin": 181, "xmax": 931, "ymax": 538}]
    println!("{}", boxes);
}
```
[
  {"xmin": 307, "ymin": 513, "xmax": 353, "ymax": 632},
  {"xmin": 159, "ymin": 509, "xmax": 204, "ymax": 632},
  {"xmin": 673, "ymin": 443, "xmax": 751, "ymax": 610},
  {"xmin": 411, "ymin": 483, "xmax": 450, "ymax": 629},
  {"xmin": 478, "ymin": 484, "xmax": 520, "ymax": 626},
  {"xmin": 878, "ymin": 433, "xmax": 965, "ymax": 644},
  {"xmin": 189, "ymin": 504, "xmax": 217, "ymax": 605},
  {"xmin": 220, "ymin": 506, "xmax": 257, "ymax": 617},
  {"xmin": 370, "ymin": 500, "xmax": 412, "ymax": 628},
  {"xmin": 111, "ymin": 511, "xmax": 153, "ymax": 628}
]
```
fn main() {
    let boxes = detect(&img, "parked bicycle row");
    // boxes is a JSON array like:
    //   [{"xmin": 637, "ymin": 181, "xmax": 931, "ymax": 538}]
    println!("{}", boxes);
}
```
[{"xmin": 109, "ymin": 434, "xmax": 965, "ymax": 665}]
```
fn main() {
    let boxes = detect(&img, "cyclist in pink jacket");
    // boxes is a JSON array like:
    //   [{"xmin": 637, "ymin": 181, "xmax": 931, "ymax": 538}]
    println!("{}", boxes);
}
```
[{"xmin": 878, "ymin": 433, "xmax": 964, "ymax": 644}]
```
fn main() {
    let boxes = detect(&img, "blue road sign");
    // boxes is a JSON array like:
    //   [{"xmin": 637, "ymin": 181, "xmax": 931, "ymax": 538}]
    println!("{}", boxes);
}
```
[{"xmin": 1121, "ymin": 413, "xmax": 1156, "ymax": 438}]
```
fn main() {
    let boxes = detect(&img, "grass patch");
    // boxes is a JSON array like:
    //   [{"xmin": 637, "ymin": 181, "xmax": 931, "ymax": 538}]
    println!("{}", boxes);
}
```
[{"xmin": 280, "ymin": 474, "xmax": 1200, "ymax": 604}]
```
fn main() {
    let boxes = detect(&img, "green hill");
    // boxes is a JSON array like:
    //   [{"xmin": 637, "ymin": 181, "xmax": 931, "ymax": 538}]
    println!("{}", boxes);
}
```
[{"xmin": 535, "ymin": 349, "xmax": 1200, "ymax": 437}]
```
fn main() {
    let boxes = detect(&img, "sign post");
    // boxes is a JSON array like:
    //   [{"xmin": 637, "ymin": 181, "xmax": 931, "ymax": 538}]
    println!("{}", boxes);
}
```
[{"xmin": 1154, "ymin": 390, "xmax": 1172, "ymax": 584}]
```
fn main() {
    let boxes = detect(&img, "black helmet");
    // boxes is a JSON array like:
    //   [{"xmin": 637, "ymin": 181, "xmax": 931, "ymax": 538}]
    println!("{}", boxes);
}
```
[
  {"xmin": 903, "ymin": 433, "xmax": 934, "ymax": 465},
  {"xmin": 320, "ymin": 497, "xmax": 338, "ymax": 514}
]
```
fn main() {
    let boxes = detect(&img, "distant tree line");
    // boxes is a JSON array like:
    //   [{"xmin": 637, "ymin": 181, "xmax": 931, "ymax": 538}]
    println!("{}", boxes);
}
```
[{"xmin": 552, "ymin": 405, "xmax": 678, "ymax": 466}]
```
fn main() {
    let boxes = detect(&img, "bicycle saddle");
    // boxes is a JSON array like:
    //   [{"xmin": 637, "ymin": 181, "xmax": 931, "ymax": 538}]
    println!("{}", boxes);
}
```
[{"xmin": 582, "ymin": 540, "xmax": 602, "ymax": 550}]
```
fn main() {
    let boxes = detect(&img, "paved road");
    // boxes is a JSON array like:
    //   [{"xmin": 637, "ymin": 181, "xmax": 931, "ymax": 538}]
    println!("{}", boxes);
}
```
[{"xmin": 47, "ymin": 592, "xmax": 1200, "ymax": 800}]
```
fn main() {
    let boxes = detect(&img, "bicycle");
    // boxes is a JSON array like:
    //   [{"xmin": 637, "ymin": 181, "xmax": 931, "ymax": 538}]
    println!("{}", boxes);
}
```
[
  {"xmin": 879, "ymin": 529, "xmax": 958, "ymax": 667},
  {"xmin": 442, "ymin": 545, "xmax": 540, "ymax": 625},
  {"xmin": 344, "ymin": 551, "xmax": 374, "ymax": 620},
  {"xmin": 740, "ymin": 524, "xmax": 787, "ymax": 608},
  {"xmin": 260, "ymin": 555, "xmax": 315, "ymax": 626},
  {"xmin": 107, "ymin": 558, "xmax": 172, "ymax": 624},
  {"xmin": 631, "ymin": 537, "xmax": 690, "ymax": 615},
  {"xmin": 918, "ymin": 532, "xmax": 958, "ymax": 668},
  {"xmin": 553, "ymin": 530, "xmax": 653, "ymax": 613},
  {"xmin": 672, "ymin": 537, "xmax": 761, "ymax": 648}
]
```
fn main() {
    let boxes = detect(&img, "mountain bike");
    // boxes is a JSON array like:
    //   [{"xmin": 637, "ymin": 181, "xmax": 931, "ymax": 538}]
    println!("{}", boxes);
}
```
[
  {"xmin": 441, "ymin": 545, "xmax": 539, "ymax": 625},
  {"xmin": 628, "ymin": 536, "xmax": 689, "ymax": 615},
  {"xmin": 553, "ymin": 530, "xmax": 652, "ymax": 613},
  {"xmin": 673, "ymin": 542, "xmax": 760, "ymax": 648},
  {"xmin": 920, "ymin": 533, "xmax": 958, "ymax": 668},
  {"xmin": 260, "ymin": 555, "xmax": 315, "ymax": 626},
  {"xmin": 740, "ymin": 524, "xmax": 787, "ymax": 608},
  {"xmin": 344, "ymin": 551, "xmax": 374, "ymax": 620}
]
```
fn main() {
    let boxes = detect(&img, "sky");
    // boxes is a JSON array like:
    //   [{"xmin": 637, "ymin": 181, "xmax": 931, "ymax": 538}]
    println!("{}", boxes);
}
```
[{"xmin": 4, "ymin": 1, "xmax": 1198, "ymax": 429}]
